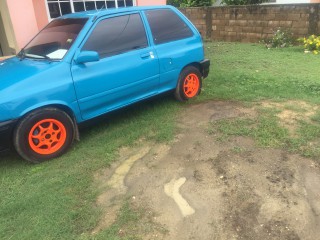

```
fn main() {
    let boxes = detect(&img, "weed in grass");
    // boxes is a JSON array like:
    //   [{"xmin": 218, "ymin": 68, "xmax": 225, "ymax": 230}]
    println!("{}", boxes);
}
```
[
  {"xmin": 95, "ymin": 199, "xmax": 167, "ymax": 240},
  {"xmin": 301, "ymin": 146, "xmax": 320, "ymax": 158},
  {"xmin": 283, "ymin": 104, "xmax": 307, "ymax": 113},
  {"xmin": 208, "ymin": 118, "xmax": 254, "ymax": 138},
  {"xmin": 311, "ymin": 111, "xmax": 320, "ymax": 123},
  {"xmin": 297, "ymin": 122, "xmax": 320, "ymax": 141},
  {"xmin": 194, "ymin": 140, "xmax": 202, "ymax": 147},
  {"xmin": 232, "ymin": 146, "xmax": 246, "ymax": 153},
  {"xmin": 210, "ymin": 113, "xmax": 289, "ymax": 149},
  {"xmin": 253, "ymin": 115, "xmax": 289, "ymax": 148}
]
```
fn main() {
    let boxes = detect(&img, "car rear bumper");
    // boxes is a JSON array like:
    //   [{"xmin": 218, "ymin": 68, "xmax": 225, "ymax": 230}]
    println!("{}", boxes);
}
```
[
  {"xmin": 200, "ymin": 59, "xmax": 210, "ymax": 79},
  {"xmin": 0, "ymin": 119, "xmax": 17, "ymax": 152}
]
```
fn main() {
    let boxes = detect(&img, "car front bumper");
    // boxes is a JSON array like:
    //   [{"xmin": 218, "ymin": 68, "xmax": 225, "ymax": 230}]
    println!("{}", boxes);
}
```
[
  {"xmin": 200, "ymin": 59, "xmax": 210, "ymax": 79},
  {"xmin": 0, "ymin": 119, "xmax": 17, "ymax": 152}
]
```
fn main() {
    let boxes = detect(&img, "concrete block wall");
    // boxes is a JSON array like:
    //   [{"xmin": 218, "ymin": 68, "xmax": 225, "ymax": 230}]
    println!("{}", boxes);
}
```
[
  {"xmin": 180, "ymin": 4, "xmax": 320, "ymax": 42},
  {"xmin": 179, "ymin": 8, "xmax": 208, "ymax": 37}
]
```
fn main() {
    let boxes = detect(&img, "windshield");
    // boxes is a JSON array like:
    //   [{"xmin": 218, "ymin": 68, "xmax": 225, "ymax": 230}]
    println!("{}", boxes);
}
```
[{"xmin": 20, "ymin": 18, "xmax": 88, "ymax": 60}]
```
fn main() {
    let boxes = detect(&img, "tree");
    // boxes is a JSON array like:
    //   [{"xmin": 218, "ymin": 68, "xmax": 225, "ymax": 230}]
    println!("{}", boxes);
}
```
[
  {"xmin": 167, "ymin": 0, "xmax": 181, "ymax": 7},
  {"xmin": 167, "ymin": 0, "xmax": 212, "ymax": 7},
  {"xmin": 221, "ymin": 0, "xmax": 267, "ymax": 5}
]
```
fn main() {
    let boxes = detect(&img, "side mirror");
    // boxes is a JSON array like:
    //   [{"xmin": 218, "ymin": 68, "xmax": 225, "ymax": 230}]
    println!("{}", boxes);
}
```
[{"xmin": 75, "ymin": 51, "xmax": 99, "ymax": 64}]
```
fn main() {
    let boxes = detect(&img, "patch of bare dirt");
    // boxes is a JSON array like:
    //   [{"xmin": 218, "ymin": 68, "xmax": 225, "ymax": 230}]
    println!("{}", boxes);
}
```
[
  {"xmin": 260, "ymin": 100, "xmax": 319, "ymax": 136},
  {"xmin": 93, "ymin": 101, "xmax": 320, "ymax": 240}
]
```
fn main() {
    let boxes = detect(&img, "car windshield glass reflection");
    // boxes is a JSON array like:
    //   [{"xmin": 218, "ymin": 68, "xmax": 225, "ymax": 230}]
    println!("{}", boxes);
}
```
[{"xmin": 19, "ymin": 18, "xmax": 88, "ymax": 60}]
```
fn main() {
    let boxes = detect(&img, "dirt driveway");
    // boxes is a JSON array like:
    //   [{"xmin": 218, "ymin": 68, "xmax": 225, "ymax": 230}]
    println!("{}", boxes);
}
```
[{"xmin": 94, "ymin": 101, "xmax": 320, "ymax": 240}]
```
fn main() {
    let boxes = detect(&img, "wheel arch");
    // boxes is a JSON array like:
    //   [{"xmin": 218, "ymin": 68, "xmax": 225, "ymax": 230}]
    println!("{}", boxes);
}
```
[
  {"xmin": 174, "ymin": 63, "xmax": 202, "ymax": 102},
  {"xmin": 17, "ymin": 103, "xmax": 80, "ymax": 141},
  {"xmin": 182, "ymin": 62, "xmax": 202, "ymax": 74},
  {"xmin": 176, "ymin": 62, "xmax": 202, "ymax": 88}
]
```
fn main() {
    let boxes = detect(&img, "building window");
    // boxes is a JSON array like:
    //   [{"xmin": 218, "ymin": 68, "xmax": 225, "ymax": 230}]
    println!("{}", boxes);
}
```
[{"xmin": 46, "ymin": 0, "xmax": 135, "ymax": 19}]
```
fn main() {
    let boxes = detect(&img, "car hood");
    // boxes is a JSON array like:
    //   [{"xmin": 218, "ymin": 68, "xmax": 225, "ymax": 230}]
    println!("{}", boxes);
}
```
[{"xmin": 0, "ymin": 57, "xmax": 61, "ymax": 89}]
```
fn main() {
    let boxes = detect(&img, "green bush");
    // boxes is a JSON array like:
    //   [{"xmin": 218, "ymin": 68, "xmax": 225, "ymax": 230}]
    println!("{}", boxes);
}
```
[
  {"xmin": 222, "ymin": 0, "xmax": 267, "ymax": 5},
  {"xmin": 299, "ymin": 35, "xmax": 320, "ymax": 55},
  {"xmin": 167, "ymin": 0, "xmax": 212, "ymax": 7},
  {"xmin": 167, "ymin": 0, "xmax": 181, "ymax": 7},
  {"xmin": 263, "ymin": 28, "xmax": 294, "ymax": 49}
]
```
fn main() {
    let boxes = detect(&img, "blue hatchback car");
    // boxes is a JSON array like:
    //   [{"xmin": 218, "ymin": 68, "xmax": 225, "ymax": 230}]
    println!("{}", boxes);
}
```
[{"xmin": 0, "ymin": 6, "xmax": 210, "ymax": 163}]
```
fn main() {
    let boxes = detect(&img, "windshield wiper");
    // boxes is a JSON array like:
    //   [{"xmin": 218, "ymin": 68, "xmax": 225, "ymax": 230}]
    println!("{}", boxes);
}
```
[
  {"xmin": 17, "ymin": 49, "xmax": 26, "ymax": 61},
  {"xmin": 37, "ymin": 54, "xmax": 52, "ymax": 61},
  {"xmin": 18, "ymin": 51, "xmax": 52, "ymax": 61}
]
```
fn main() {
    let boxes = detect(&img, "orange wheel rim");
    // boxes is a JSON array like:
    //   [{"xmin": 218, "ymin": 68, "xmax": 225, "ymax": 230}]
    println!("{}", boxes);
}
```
[
  {"xmin": 28, "ymin": 119, "xmax": 67, "ymax": 155},
  {"xmin": 183, "ymin": 73, "xmax": 200, "ymax": 98}
]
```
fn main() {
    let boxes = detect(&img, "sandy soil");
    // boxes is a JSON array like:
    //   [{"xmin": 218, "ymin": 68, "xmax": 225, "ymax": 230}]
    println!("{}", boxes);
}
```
[{"xmin": 94, "ymin": 101, "xmax": 320, "ymax": 240}]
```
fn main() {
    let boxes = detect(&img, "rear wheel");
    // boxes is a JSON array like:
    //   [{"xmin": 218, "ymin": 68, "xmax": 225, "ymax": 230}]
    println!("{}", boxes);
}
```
[
  {"xmin": 14, "ymin": 108, "xmax": 75, "ymax": 163},
  {"xmin": 175, "ymin": 66, "xmax": 202, "ymax": 102}
]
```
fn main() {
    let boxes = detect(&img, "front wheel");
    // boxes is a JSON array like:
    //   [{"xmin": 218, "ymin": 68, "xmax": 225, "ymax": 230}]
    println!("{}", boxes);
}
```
[
  {"xmin": 174, "ymin": 66, "xmax": 202, "ymax": 102},
  {"xmin": 13, "ymin": 108, "xmax": 75, "ymax": 163}
]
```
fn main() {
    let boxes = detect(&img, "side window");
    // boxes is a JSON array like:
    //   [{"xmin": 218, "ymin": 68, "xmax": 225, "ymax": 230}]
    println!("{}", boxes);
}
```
[
  {"xmin": 145, "ymin": 9, "xmax": 194, "ymax": 45},
  {"xmin": 82, "ymin": 14, "xmax": 148, "ymax": 58}
]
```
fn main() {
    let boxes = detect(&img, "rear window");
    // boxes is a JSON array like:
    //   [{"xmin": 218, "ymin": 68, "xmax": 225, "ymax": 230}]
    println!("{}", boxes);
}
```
[{"xmin": 145, "ymin": 9, "xmax": 194, "ymax": 45}]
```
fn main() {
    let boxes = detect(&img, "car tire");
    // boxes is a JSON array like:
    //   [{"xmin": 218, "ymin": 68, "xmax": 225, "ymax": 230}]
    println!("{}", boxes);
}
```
[
  {"xmin": 174, "ymin": 66, "xmax": 202, "ymax": 102},
  {"xmin": 13, "ymin": 108, "xmax": 75, "ymax": 163}
]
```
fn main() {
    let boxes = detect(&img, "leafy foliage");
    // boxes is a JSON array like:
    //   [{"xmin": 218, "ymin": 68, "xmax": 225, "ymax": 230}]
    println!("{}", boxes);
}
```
[
  {"xmin": 299, "ymin": 35, "xmax": 320, "ymax": 55},
  {"xmin": 222, "ymin": 0, "xmax": 267, "ymax": 5},
  {"xmin": 263, "ymin": 28, "xmax": 294, "ymax": 48},
  {"xmin": 167, "ymin": 0, "xmax": 181, "ymax": 7},
  {"xmin": 167, "ymin": 0, "xmax": 212, "ymax": 7}
]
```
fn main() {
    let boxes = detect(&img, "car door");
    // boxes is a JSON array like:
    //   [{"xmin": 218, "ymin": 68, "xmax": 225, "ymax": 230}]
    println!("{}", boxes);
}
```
[
  {"xmin": 71, "ymin": 12, "xmax": 159, "ymax": 120},
  {"xmin": 144, "ymin": 9, "xmax": 203, "ymax": 93}
]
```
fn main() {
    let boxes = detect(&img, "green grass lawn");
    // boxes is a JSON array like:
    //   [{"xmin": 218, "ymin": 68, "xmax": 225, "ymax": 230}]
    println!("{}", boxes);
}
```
[
  {"xmin": 202, "ymin": 42, "xmax": 320, "ymax": 159},
  {"xmin": 1, "ymin": 42, "xmax": 319, "ymax": 239},
  {"xmin": 201, "ymin": 42, "xmax": 320, "ymax": 103}
]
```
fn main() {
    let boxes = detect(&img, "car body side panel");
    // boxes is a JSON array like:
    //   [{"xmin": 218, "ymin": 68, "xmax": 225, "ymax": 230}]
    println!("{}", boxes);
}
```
[
  {"xmin": 0, "ymin": 6, "xmax": 210, "ymax": 155},
  {"xmin": 71, "ymin": 48, "xmax": 160, "ymax": 120},
  {"xmin": 142, "ymin": 9, "xmax": 204, "ymax": 94},
  {"xmin": 154, "ymin": 36, "xmax": 204, "ymax": 93},
  {"xmin": 70, "ymin": 11, "xmax": 160, "ymax": 120},
  {"xmin": 0, "ymin": 5, "xmax": 207, "ymax": 128},
  {"xmin": 0, "ymin": 58, "xmax": 81, "ymax": 122}
]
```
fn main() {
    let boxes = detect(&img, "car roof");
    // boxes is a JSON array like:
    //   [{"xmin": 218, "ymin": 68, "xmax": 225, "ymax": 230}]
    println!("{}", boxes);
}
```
[{"xmin": 60, "ymin": 5, "xmax": 175, "ymax": 19}]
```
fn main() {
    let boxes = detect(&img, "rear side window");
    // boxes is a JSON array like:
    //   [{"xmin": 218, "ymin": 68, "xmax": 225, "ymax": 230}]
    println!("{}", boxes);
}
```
[
  {"xmin": 145, "ymin": 9, "xmax": 194, "ymax": 45},
  {"xmin": 83, "ymin": 14, "xmax": 148, "ymax": 58}
]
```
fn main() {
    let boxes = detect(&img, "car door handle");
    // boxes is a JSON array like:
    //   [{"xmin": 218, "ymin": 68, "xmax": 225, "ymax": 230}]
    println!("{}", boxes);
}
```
[{"xmin": 140, "ymin": 52, "xmax": 155, "ymax": 59}]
